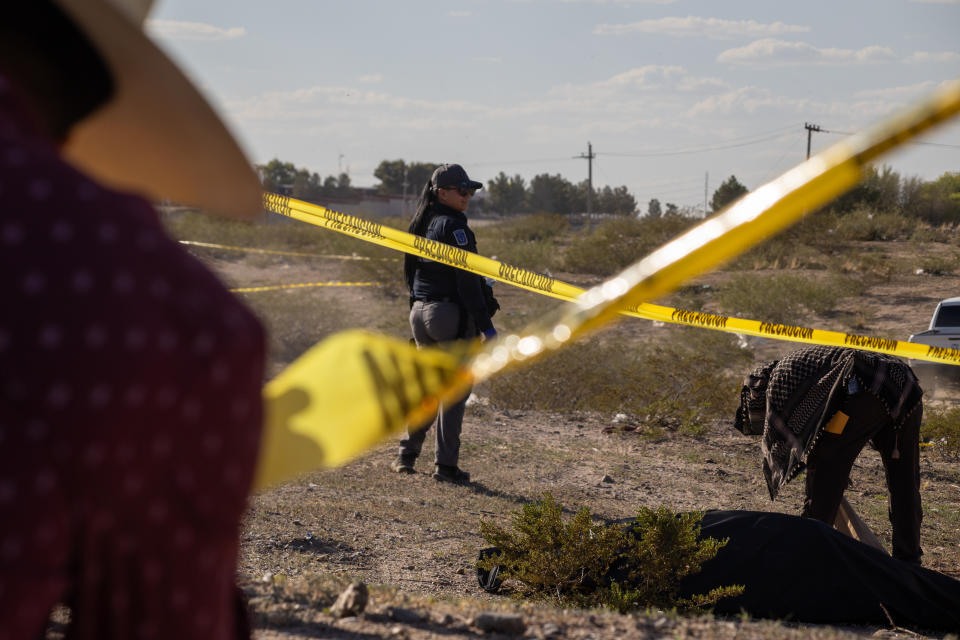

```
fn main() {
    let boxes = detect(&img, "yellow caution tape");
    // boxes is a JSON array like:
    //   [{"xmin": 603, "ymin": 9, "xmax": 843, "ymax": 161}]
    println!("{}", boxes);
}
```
[
  {"xmin": 230, "ymin": 281, "xmax": 378, "ymax": 293},
  {"xmin": 254, "ymin": 330, "xmax": 472, "ymax": 486},
  {"xmin": 254, "ymin": 79, "xmax": 960, "ymax": 489},
  {"xmin": 263, "ymin": 194, "xmax": 960, "ymax": 367},
  {"xmin": 180, "ymin": 239, "xmax": 397, "ymax": 261},
  {"xmin": 262, "ymin": 113, "xmax": 960, "ymax": 368}
]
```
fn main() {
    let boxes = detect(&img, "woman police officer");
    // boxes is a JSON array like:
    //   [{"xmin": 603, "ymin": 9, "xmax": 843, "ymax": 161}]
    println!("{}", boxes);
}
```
[{"xmin": 392, "ymin": 164, "xmax": 498, "ymax": 483}]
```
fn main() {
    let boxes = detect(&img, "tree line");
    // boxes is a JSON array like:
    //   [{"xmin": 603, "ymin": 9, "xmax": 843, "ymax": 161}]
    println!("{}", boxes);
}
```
[
  {"xmin": 257, "ymin": 159, "xmax": 353, "ymax": 202},
  {"xmin": 648, "ymin": 169, "xmax": 960, "ymax": 226},
  {"xmin": 645, "ymin": 174, "xmax": 750, "ymax": 219},
  {"xmin": 374, "ymin": 161, "xmax": 639, "ymax": 216},
  {"xmin": 258, "ymin": 157, "xmax": 960, "ymax": 225},
  {"xmin": 257, "ymin": 158, "xmax": 638, "ymax": 216}
]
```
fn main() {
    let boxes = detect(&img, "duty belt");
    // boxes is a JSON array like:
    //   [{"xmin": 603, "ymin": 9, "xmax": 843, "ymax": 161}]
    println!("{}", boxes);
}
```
[{"xmin": 415, "ymin": 296, "xmax": 457, "ymax": 304}]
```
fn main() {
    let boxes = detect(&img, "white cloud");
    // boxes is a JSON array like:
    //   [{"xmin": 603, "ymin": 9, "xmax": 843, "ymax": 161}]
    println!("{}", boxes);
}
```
[
  {"xmin": 686, "ymin": 83, "xmax": 929, "ymax": 125},
  {"xmin": 594, "ymin": 65, "xmax": 686, "ymax": 89},
  {"xmin": 472, "ymin": 56, "xmax": 503, "ymax": 63},
  {"xmin": 854, "ymin": 81, "xmax": 936, "ymax": 99},
  {"xmin": 357, "ymin": 74, "xmax": 383, "ymax": 84},
  {"xmin": 146, "ymin": 19, "xmax": 246, "ymax": 41},
  {"xmin": 593, "ymin": 16, "xmax": 809, "ymax": 39},
  {"xmin": 906, "ymin": 51, "xmax": 960, "ymax": 63},
  {"xmin": 717, "ymin": 39, "xmax": 897, "ymax": 67},
  {"xmin": 448, "ymin": 10, "xmax": 473, "ymax": 17},
  {"xmin": 227, "ymin": 65, "xmax": 726, "ymax": 145}
]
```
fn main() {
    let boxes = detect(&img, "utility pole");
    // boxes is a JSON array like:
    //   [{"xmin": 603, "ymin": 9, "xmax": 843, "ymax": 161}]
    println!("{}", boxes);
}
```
[
  {"xmin": 401, "ymin": 166, "xmax": 410, "ymax": 215},
  {"xmin": 575, "ymin": 141, "xmax": 596, "ymax": 230},
  {"xmin": 804, "ymin": 122, "xmax": 821, "ymax": 160}
]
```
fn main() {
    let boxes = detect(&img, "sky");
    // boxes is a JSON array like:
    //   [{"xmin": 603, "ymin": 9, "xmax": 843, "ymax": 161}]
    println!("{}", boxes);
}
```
[{"xmin": 149, "ymin": 0, "xmax": 960, "ymax": 213}]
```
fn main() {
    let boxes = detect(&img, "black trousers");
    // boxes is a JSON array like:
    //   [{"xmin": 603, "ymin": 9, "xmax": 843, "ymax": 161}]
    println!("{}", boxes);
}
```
[{"xmin": 802, "ymin": 390, "xmax": 923, "ymax": 563}]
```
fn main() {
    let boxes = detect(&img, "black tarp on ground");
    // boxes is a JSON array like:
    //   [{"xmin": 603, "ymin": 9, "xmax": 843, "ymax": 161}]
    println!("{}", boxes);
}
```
[
  {"xmin": 478, "ymin": 510, "xmax": 960, "ymax": 632},
  {"xmin": 677, "ymin": 510, "xmax": 960, "ymax": 631}
]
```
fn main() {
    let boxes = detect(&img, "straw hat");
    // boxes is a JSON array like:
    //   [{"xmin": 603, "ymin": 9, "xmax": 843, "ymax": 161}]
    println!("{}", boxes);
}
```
[{"xmin": 54, "ymin": 0, "xmax": 262, "ymax": 219}]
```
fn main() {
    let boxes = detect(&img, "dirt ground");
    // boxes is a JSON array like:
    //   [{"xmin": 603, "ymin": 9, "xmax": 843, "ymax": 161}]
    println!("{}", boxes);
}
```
[{"xmin": 194, "ymin": 237, "xmax": 960, "ymax": 640}]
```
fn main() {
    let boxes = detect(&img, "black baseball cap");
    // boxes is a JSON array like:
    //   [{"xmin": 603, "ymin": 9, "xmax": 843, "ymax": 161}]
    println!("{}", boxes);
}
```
[{"xmin": 433, "ymin": 164, "xmax": 483, "ymax": 190}]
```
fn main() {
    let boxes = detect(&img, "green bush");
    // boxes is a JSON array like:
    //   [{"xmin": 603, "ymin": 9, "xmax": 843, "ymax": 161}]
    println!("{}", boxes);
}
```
[
  {"xmin": 830, "ymin": 208, "xmax": 914, "ymax": 241},
  {"xmin": 909, "ymin": 224, "xmax": 955, "ymax": 243},
  {"xmin": 480, "ymin": 213, "xmax": 569, "ymax": 273},
  {"xmin": 477, "ymin": 494, "xmax": 743, "ymax": 612},
  {"xmin": 727, "ymin": 212, "xmax": 837, "ymax": 271},
  {"xmin": 712, "ymin": 273, "xmax": 862, "ymax": 324},
  {"xmin": 562, "ymin": 216, "xmax": 699, "ymax": 276},
  {"xmin": 823, "ymin": 249, "xmax": 898, "ymax": 281},
  {"xmin": 916, "ymin": 253, "xmax": 957, "ymax": 276},
  {"xmin": 921, "ymin": 406, "xmax": 960, "ymax": 459},
  {"xmin": 488, "ymin": 213, "xmax": 570, "ymax": 242}
]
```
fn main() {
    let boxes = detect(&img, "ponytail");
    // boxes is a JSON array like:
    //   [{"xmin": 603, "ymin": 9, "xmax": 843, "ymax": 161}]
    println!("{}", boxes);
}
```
[{"xmin": 404, "ymin": 175, "xmax": 438, "ymax": 294}]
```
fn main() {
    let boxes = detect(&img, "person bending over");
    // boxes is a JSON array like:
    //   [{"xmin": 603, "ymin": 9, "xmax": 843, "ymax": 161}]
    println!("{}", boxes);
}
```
[{"xmin": 733, "ymin": 345, "xmax": 923, "ymax": 563}]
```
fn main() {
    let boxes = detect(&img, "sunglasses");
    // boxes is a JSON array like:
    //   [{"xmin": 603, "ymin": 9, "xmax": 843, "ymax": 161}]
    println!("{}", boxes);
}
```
[{"xmin": 440, "ymin": 186, "xmax": 476, "ymax": 197}]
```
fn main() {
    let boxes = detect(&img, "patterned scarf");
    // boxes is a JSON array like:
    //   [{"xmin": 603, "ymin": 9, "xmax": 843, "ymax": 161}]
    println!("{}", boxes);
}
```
[{"xmin": 735, "ymin": 346, "xmax": 922, "ymax": 500}]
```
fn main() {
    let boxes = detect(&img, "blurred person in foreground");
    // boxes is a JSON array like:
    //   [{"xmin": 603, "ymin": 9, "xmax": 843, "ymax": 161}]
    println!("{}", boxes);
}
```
[
  {"xmin": 0, "ymin": 1, "xmax": 266, "ymax": 637},
  {"xmin": 392, "ymin": 164, "xmax": 499, "ymax": 484},
  {"xmin": 734, "ymin": 345, "xmax": 923, "ymax": 563}
]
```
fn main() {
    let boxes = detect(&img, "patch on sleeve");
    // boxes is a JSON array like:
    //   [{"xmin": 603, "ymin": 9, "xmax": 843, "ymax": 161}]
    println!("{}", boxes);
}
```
[{"xmin": 453, "ymin": 229, "xmax": 469, "ymax": 246}]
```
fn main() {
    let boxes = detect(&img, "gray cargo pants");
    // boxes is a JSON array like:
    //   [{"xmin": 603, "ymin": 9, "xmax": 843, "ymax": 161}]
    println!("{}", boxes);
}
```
[{"xmin": 399, "ymin": 300, "xmax": 476, "ymax": 466}]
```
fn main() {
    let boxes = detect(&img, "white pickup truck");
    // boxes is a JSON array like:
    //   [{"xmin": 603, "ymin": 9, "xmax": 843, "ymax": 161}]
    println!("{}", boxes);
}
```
[{"xmin": 908, "ymin": 297, "xmax": 960, "ymax": 386}]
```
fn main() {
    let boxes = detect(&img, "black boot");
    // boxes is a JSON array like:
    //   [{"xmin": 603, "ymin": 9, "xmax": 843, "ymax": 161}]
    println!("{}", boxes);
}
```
[
  {"xmin": 433, "ymin": 464, "xmax": 470, "ymax": 484},
  {"xmin": 391, "ymin": 453, "xmax": 417, "ymax": 474}
]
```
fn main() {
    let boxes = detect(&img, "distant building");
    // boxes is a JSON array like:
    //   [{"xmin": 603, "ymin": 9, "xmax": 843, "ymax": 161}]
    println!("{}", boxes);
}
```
[
  {"xmin": 323, "ymin": 189, "xmax": 410, "ymax": 218},
  {"xmin": 262, "ymin": 187, "xmax": 412, "ymax": 224}
]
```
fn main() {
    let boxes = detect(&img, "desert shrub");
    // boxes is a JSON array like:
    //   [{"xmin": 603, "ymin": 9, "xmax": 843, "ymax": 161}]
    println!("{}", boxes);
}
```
[
  {"xmin": 477, "ymin": 494, "xmax": 743, "ymax": 612},
  {"xmin": 486, "ymin": 328, "xmax": 750, "ymax": 432},
  {"xmin": 726, "ymin": 211, "xmax": 840, "ymax": 271},
  {"xmin": 481, "ymin": 213, "xmax": 568, "ymax": 273},
  {"xmin": 921, "ymin": 406, "xmax": 960, "ymax": 459},
  {"xmin": 489, "ymin": 212, "xmax": 570, "ymax": 242},
  {"xmin": 713, "ymin": 273, "xmax": 861, "ymax": 324},
  {"xmin": 823, "ymin": 249, "xmax": 898, "ymax": 281},
  {"xmin": 562, "ymin": 215, "xmax": 699, "ymax": 276},
  {"xmin": 830, "ymin": 208, "xmax": 914, "ymax": 241},
  {"xmin": 910, "ymin": 224, "xmax": 955, "ymax": 243},
  {"xmin": 478, "ymin": 494, "xmax": 624, "ymax": 601},
  {"xmin": 916, "ymin": 253, "xmax": 958, "ymax": 276},
  {"xmin": 727, "ymin": 236, "xmax": 826, "ymax": 270}
]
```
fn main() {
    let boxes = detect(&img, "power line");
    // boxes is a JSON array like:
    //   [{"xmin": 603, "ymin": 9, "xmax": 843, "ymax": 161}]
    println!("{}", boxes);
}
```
[
  {"xmin": 761, "ymin": 138, "xmax": 803, "ymax": 183},
  {"xmin": 818, "ymin": 128, "xmax": 960, "ymax": 149},
  {"xmin": 599, "ymin": 125, "xmax": 796, "ymax": 158}
]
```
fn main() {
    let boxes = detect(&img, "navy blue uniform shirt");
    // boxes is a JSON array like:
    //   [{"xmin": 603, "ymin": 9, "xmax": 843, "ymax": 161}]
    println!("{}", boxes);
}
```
[{"xmin": 410, "ymin": 203, "xmax": 493, "ymax": 333}]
